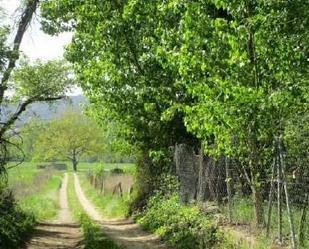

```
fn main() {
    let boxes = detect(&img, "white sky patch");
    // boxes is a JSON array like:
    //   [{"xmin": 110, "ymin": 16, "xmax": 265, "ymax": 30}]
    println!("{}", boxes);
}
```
[{"xmin": 2, "ymin": 0, "xmax": 82, "ymax": 95}]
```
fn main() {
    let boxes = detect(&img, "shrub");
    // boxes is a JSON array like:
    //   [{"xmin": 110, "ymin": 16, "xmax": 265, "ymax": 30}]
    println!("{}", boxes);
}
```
[
  {"xmin": 0, "ymin": 189, "xmax": 35, "ymax": 249},
  {"xmin": 137, "ymin": 193, "xmax": 218, "ymax": 249}
]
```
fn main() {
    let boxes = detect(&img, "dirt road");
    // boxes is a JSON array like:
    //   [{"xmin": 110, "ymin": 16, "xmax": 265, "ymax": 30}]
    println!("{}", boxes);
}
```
[
  {"xmin": 74, "ymin": 173, "xmax": 171, "ymax": 249},
  {"xmin": 26, "ymin": 173, "xmax": 82, "ymax": 249}
]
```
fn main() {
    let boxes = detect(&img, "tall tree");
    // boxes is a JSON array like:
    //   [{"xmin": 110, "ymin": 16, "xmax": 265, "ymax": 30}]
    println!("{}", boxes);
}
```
[
  {"xmin": 40, "ymin": 0, "xmax": 309, "ymax": 227},
  {"xmin": 34, "ymin": 112, "xmax": 103, "ymax": 171},
  {"xmin": 40, "ymin": 0, "xmax": 199, "ymax": 197}
]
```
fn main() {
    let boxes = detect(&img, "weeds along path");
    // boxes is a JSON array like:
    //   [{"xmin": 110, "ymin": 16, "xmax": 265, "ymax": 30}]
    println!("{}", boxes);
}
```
[
  {"xmin": 74, "ymin": 173, "xmax": 171, "ymax": 249},
  {"xmin": 26, "ymin": 173, "xmax": 82, "ymax": 249}
]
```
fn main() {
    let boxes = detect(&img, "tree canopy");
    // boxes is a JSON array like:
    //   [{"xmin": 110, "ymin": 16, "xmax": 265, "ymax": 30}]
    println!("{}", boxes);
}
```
[
  {"xmin": 33, "ymin": 111, "xmax": 103, "ymax": 171},
  {"xmin": 40, "ymin": 0, "xmax": 308, "ymax": 226}
]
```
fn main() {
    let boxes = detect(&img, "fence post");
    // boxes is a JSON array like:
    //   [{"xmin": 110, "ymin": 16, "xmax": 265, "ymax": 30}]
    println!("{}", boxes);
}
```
[
  {"xmin": 225, "ymin": 157, "xmax": 233, "ymax": 223},
  {"xmin": 279, "ymin": 136, "xmax": 297, "ymax": 249},
  {"xmin": 277, "ymin": 137, "xmax": 283, "ymax": 244}
]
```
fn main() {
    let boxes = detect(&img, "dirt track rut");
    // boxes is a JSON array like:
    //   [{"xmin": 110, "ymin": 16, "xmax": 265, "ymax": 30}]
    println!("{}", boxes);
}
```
[
  {"xmin": 26, "ymin": 173, "xmax": 82, "ymax": 249},
  {"xmin": 74, "ymin": 173, "xmax": 171, "ymax": 249}
]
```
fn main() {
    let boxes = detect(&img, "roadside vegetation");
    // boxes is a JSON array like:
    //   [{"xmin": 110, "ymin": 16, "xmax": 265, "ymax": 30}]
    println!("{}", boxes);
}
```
[
  {"xmin": 1, "ymin": 164, "xmax": 61, "ymax": 248},
  {"xmin": 78, "ymin": 172, "xmax": 128, "ymax": 218},
  {"xmin": 19, "ymin": 174, "xmax": 61, "ymax": 221},
  {"xmin": 0, "ymin": 0, "xmax": 308, "ymax": 248}
]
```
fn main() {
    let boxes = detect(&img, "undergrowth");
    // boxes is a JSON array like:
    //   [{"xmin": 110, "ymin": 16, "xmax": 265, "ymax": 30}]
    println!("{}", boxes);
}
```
[
  {"xmin": 137, "ymin": 192, "xmax": 219, "ymax": 249},
  {"xmin": 0, "ymin": 189, "xmax": 35, "ymax": 249}
]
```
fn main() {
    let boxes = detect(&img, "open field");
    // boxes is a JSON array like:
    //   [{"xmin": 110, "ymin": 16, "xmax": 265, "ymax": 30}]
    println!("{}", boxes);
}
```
[
  {"xmin": 6, "ymin": 162, "xmax": 134, "ymax": 221},
  {"xmin": 7, "ymin": 162, "xmax": 40, "ymax": 188},
  {"xmin": 77, "ymin": 162, "xmax": 135, "ymax": 173}
]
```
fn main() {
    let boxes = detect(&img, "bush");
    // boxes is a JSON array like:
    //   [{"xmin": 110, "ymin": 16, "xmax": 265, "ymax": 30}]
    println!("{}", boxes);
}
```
[
  {"xmin": 137, "ymin": 193, "xmax": 218, "ymax": 249},
  {"xmin": 0, "ymin": 189, "xmax": 36, "ymax": 249}
]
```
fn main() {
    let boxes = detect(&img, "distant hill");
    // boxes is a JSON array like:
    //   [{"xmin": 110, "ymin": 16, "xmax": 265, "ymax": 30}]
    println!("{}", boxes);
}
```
[{"xmin": 5, "ymin": 95, "xmax": 87, "ymax": 127}]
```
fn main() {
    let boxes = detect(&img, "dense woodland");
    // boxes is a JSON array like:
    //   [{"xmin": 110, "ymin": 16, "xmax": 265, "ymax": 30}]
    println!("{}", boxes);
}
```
[{"xmin": 0, "ymin": 1, "xmax": 308, "ymax": 249}]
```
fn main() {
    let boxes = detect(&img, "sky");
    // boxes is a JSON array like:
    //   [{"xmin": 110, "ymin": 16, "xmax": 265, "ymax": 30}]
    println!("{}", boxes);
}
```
[
  {"xmin": 2, "ymin": 0, "xmax": 82, "ymax": 95},
  {"xmin": 3, "ymin": 0, "xmax": 72, "ymax": 61}
]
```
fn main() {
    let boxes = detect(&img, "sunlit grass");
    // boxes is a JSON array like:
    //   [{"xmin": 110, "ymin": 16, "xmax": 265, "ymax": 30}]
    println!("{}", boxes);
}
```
[
  {"xmin": 7, "ymin": 162, "xmax": 40, "ymax": 187},
  {"xmin": 77, "ymin": 162, "xmax": 135, "ymax": 173},
  {"xmin": 222, "ymin": 197, "xmax": 309, "ymax": 248},
  {"xmin": 78, "ymin": 172, "xmax": 129, "ymax": 218},
  {"xmin": 18, "ymin": 174, "xmax": 61, "ymax": 221}
]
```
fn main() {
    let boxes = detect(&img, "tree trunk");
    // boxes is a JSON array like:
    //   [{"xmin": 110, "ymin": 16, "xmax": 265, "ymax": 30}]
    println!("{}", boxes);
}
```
[
  {"xmin": 0, "ymin": 0, "xmax": 39, "ymax": 105},
  {"xmin": 71, "ymin": 149, "xmax": 78, "ymax": 171},
  {"xmin": 250, "ymin": 158, "xmax": 265, "ymax": 226},
  {"xmin": 252, "ymin": 184, "xmax": 265, "ymax": 227},
  {"xmin": 249, "ymin": 137, "xmax": 265, "ymax": 227},
  {"xmin": 72, "ymin": 158, "xmax": 78, "ymax": 171}
]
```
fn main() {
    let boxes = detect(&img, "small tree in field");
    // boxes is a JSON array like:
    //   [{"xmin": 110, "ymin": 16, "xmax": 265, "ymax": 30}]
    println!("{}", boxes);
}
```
[{"xmin": 34, "ymin": 112, "xmax": 102, "ymax": 171}]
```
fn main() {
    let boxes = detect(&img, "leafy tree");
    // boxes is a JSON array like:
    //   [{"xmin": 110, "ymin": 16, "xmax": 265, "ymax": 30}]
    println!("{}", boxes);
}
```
[
  {"xmin": 34, "ymin": 111, "xmax": 103, "ymax": 171},
  {"xmin": 174, "ymin": 0, "xmax": 308, "ymax": 226},
  {"xmin": 19, "ymin": 119, "xmax": 45, "ymax": 161},
  {"xmin": 40, "ymin": 0, "xmax": 309, "ymax": 229},
  {"xmin": 40, "ymin": 0, "xmax": 199, "ymax": 198},
  {"xmin": 0, "ymin": 0, "xmax": 74, "ymax": 180}
]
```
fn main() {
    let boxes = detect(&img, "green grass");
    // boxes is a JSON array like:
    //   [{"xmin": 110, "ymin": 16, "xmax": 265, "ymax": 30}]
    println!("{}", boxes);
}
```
[
  {"xmin": 7, "ymin": 162, "xmax": 62, "ymax": 221},
  {"xmin": 67, "ymin": 173, "xmax": 121, "ymax": 249},
  {"xmin": 77, "ymin": 162, "xmax": 135, "ymax": 173},
  {"xmin": 18, "ymin": 174, "xmax": 61, "ymax": 221},
  {"xmin": 7, "ymin": 162, "xmax": 40, "ymax": 187},
  {"xmin": 67, "ymin": 173, "xmax": 86, "ymax": 220},
  {"xmin": 78, "ymin": 172, "xmax": 128, "ymax": 218},
  {"xmin": 223, "ymin": 197, "xmax": 309, "ymax": 248}
]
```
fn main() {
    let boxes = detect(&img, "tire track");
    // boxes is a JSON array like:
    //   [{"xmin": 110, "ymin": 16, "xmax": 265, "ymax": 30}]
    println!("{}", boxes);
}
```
[
  {"xmin": 74, "ymin": 173, "xmax": 171, "ymax": 249},
  {"xmin": 26, "ymin": 173, "xmax": 82, "ymax": 249}
]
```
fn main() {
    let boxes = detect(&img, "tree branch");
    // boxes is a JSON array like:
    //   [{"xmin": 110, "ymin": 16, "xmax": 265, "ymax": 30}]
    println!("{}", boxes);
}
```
[
  {"xmin": 0, "ymin": 96, "xmax": 63, "ymax": 139},
  {"xmin": 0, "ymin": 0, "xmax": 40, "ymax": 105}
]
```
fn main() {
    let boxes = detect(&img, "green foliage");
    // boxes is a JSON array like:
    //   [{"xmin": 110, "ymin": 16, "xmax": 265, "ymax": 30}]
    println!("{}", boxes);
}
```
[
  {"xmin": 33, "ymin": 112, "xmax": 103, "ymax": 170},
  {"xmin": 0, "ymin": 190, "xmax": 35, "ymax": 249},
  {"xmin": 93, "ymin": 163, "xmax": 105, "ymax": 177},
  {"xmin": 11, "ymin": 59, "xmax": 73, "ymax": 100},
  {"xmin": 19, "ymin": 119, "xmax": 45, "ymax": 161},
  {"xmin": 138, "ymin": 193, "xmax": 218, "ymax": 249},
  {"xmin": 40, "ymin": 0, "xmax": 198, "ymax": 196}
]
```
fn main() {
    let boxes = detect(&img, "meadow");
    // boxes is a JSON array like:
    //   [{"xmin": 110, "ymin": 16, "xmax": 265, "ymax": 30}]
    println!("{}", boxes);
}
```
[{"xmin": 7, "ymin": 161, "xmax": 135, "ymax": 220}]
